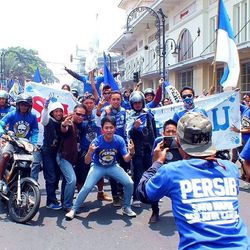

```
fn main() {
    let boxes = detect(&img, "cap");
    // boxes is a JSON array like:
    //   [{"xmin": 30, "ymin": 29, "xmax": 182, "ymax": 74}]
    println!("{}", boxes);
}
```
[{"xmin": 177, "ymin": 112, "xmax": 216, "ymax": 157}]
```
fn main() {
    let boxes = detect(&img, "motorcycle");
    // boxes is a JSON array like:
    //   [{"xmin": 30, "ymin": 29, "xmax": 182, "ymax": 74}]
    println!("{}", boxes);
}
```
[{"xmin": 0, "ymin": 132, "xmax": 41, "ymax": 223}]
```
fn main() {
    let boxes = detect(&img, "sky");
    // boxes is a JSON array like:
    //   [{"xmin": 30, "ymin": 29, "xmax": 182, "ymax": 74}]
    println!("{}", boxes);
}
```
[{"xmin": 0, "ymin": 0, "xmax": 126, "ymax": 83}]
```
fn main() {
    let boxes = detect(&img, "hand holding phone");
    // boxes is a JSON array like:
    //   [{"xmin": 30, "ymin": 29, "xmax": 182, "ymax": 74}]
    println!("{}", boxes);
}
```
[{"xmin": 163, "ymin": 136, "xmax": 174, "ymax": 148}]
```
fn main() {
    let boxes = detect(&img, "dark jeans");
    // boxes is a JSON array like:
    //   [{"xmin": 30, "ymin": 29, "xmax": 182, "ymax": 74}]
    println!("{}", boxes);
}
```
[
  {"xmin": 132, "ymin": 147, "xmax": 152, "ymax": 199},
  {"xmin": 42, "ymin": 149, "xmax": 61, "ymax": 205}
]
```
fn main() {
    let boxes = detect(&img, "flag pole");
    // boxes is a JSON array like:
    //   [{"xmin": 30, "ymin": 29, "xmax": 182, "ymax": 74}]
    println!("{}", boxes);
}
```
[{"xmin": 210, "ymin": 0, "xmax": 221, "ymax": 95}]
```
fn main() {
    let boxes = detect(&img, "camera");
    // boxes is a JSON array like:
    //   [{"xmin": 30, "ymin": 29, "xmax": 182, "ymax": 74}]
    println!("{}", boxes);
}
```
[{"xmin": 163, "ymin": 136, "xmax": 174, "ymax": 148}]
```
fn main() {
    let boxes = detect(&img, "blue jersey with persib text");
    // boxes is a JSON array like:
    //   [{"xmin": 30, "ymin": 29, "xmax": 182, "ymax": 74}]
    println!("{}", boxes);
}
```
[
  {"xmin": 145, "ymin": 158, "xmax": 250, "ymax": 250},
  {"xmin": 92, "ymin": 134, "xmax": 127, "ymax": 166}
]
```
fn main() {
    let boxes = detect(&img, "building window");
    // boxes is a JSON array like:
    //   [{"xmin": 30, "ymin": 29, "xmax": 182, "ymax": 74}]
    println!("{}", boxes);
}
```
[
  {"xmin": 233, "ymin": 0, "xmax": 248, "ymax": 43},
  {"xmin": 241, "ymin": 62, "xmax": 250, "ymax": 97},
  {"xmin": 177, "ymin": 68, "xmax": 193, "ymax": 90},
  {"xmin": 209, "ymin": 16, "xmax": 217, "ymax": 53},
  {"xmin": 178, "ymin": 29, "xmax": 193, "ymax": 62}
]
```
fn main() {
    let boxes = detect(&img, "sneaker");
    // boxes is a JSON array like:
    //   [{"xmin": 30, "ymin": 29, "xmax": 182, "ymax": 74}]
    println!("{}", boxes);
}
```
[
  {"xmin": 122, "ymin": 206, "xmax": 136, "ymax": 218},
  {"xmin": 113, "ymin": 196, "xmax": 122, "ymax": 207},
  {"xmin": 241, "ymin": 182, "xmax": 250, "ymax": 190},
  {"xmin": 149, "ymin": 212, "xmax": 159, "ymax": 223},
  {"xmin": 97, "ymin": 191, "xmax": 113, "ymax": 202},
  {"xmin": 132, "ymin": 200, "xmax": 141, "ymax": 208},
  {"xmin": 46, "ymin": 203, "xmax": 62, "ymax": 210},
  {"xmin": 65, "ymin": 210, "xmax": 75, "ymax": 220}
]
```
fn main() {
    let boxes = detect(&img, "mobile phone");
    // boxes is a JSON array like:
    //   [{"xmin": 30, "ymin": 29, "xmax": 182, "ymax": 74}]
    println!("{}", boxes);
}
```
[{"xmin": 163, "ymin": 136, "xmax": 174, "ymax": 148}]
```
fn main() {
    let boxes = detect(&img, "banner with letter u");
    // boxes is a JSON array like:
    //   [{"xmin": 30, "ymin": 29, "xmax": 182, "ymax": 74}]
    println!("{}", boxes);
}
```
[{"xmin": 151, "ymin": 91, "xmax": 240, "ymax": 150}]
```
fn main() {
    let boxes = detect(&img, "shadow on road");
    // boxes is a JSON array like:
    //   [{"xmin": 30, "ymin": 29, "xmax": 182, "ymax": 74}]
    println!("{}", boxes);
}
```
[{"xmin": 149, "ymin": 210, "xmax": 177, "ymax": 237}]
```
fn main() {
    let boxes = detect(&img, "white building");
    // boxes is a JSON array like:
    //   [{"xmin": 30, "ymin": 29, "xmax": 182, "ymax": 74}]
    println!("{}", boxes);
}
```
[{"xmin": 108, "ymin": 0, "xmax": 250, "ymax": 97}]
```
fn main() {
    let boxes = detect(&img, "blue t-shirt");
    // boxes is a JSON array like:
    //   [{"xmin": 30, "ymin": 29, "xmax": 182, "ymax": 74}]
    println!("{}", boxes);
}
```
[
  {"xmin": 173, "ymin": 107, "xmax": 208, "ymax": 123},
  {"xmin": 145, "ymin": 158, "xmax": 250, "ymax": 250},
  {"xmin": 0, "ymin": 110, "xmax": 39, "ymax": 144},
  {"xmin": 0, "ymin": 105, "xmax": 15, "ymax": 120},
  {"xmin": 80, "ymin": 113, "xmax": 101, "ymax": 151},
  {"xmin": 240, "ymin": 104, "xmax": 250, "ymax": 143},
  {"xmin": 92, "ymin": 134, "xmax": 127, "ymax": 166}
]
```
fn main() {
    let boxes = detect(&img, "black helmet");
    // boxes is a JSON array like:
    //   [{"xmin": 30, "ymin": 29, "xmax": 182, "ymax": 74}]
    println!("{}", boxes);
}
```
[
  {"xmin": 16, "ymin": 93, "xmax": 33, "ymax": 112},
  {"xmin": 144, "ymin": 88, "xmax": 155, "ymax": 97},
  {"xmin": 129, "ymin": 91, "xmax": 145, "ymax": 110}
]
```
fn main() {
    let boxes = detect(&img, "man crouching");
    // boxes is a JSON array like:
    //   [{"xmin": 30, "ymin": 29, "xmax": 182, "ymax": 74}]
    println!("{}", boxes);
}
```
[{"xmin": 136, "ymin": 112, "xmax": 250, "ymax": 249}]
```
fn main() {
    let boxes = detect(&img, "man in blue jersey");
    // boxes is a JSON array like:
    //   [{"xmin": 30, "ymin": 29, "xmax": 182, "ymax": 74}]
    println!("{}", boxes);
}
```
[
  {"xmin": 78, "ymin": 93, "xmax": 112, "ymax": 201},
  {"xmin": 65, "ymin": 116, "xmax": 136, "ymax": 220},
  {"xmin": 137, "ymin": 112, "xmax": 250, "ymax": 250},
  {"xmin": 173, "ymin": 86, "xmax": 207, "ymax": 123},
  {"xmin": 0, "ymin": 93, "xmax": 39, "ymax": 191}
]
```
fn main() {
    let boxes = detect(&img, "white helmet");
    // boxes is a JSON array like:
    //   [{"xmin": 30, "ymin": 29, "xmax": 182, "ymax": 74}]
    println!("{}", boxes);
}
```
[{"xmin": 48, "ymin": 102, "xmax": 64, "ymax": 117}]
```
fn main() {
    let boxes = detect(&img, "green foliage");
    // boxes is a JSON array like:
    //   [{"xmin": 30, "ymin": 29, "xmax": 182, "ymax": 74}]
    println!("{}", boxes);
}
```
[{"xmin": 1, "ymin": 46, "xmax": 59, "ymax": 84}]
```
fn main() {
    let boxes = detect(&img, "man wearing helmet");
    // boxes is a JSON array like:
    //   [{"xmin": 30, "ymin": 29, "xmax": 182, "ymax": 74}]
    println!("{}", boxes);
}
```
[
  {"xmin": 127, "ymin": 91, "xmax": 157, "ymax": 207},
  {"xmin": 0, "ymin": 90, "xmax": 15, "ymax": 119},
  {"xmin": 0, "ymin": 93, "xmax": 39, "ymax": 191},
  {"xmin": 143, "ymin": 78, "xmax": 164, "ymax": 108}
]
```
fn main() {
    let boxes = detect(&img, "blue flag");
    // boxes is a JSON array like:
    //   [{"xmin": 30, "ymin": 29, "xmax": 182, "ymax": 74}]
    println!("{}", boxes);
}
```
[
  {"xmin": 103, "ymin": 53, "xmax": 119, "ymax": 91},
  {"xmin": 8, "ymin": 79, "xmax": 14, "ymax": 91},
  {"xmin": 33, "ymin": 67, "xmax": 43, "ymax": 83},
  {"xmin": 215, "ymin": 0, "xmax": 239, "ymax": 88}
]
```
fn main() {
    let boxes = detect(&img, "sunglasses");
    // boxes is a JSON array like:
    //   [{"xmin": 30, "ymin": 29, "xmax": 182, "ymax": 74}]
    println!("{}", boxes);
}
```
[
  {"xmin": 75, "ymin": 112, "xmax": 85, "ymax": 118},
  {"xmin": 182, "ymin": 94, "xmax": 193, "ymax": 99}
]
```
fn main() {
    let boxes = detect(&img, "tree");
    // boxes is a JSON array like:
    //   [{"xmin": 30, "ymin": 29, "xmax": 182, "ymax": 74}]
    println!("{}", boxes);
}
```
[{"xmin": 1, "ymin": 46, "xmax": 59, "ymax": 86}]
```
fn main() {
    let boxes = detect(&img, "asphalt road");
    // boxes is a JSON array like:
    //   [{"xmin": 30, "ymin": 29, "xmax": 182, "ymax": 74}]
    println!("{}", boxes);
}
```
[{"xmin": 0, "ymin": 174, "xmax": 249, "ymax": 250}]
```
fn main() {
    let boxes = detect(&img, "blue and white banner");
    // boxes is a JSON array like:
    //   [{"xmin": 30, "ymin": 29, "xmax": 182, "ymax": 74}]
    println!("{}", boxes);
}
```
[
  {"xmin": 151, "ymin": 91, "xmax": 241, "ymax": 150},
  {"xmin": 24, "ymin": 82, "xmax": 240, "ymax": 150},
  {"xmin": 215, "ymin": 0, "xmax": 239, "ymax": 89}
]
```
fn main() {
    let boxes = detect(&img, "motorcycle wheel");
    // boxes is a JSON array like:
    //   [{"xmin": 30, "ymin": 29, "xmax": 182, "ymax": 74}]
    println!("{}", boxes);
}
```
[{"xmin": 8, "ymin": 181, "xmax": 41, "ymax": 223}]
